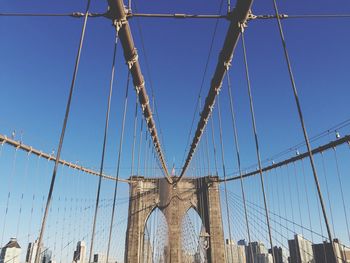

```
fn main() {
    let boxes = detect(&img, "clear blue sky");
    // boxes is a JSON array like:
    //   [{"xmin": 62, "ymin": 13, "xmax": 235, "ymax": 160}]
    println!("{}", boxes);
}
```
[{"xmin": 1, "ymin": 0, "xmax": 350, "ymax": 261}]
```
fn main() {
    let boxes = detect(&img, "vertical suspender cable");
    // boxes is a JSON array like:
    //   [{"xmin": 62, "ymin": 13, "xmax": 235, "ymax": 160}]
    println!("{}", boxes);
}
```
[
  {"xmin": 241, "ymin": 32, "xmax": 275, "ymax": 263},
  {"xmin": 106, "ymin": 69, "xmax": 131, "ymax": 263},
  {"xmin": 217, "ymin": 95, "xmax": 234, "ymax": 261},
  {"xmin": 333, "ymin": 147, "xmax": 350, "ymax": 243},
  {"xmin": 35, "ymin": 1, "xmax": 91, "ymax": 262},
  {"xmin": 292, "ymin": 162, "xmax": 304, "ymax": 236},
  {"xmin": 137, "ymin": 120, "xmax": 143, "ymax": 176},
  {"xmin": 1, "ymin": 148, "xmax": 18, "ymax": 248},
  {"xmin": 320, "ymin": 152, "xmax": 336, "ymax": 236},
  {"xmin": 301, "ymin": 159, "xmax": 314, "ymax": 241},
  {"xmin": 89, "ymin": 31, "xmax": 118, "ymax": 263},
  {"xmin": 130, "ymin": 99, "xmax": 139, "ymax": 177},
  {"xmin": 226, "ymin": 70, "xmax": 254, "ymax": 263},
  {"xmin": 210, "ymin": 115, "xmax": 219, "ymax": 176},
  {"xmin": 286, "ymin": 164, "xmax": 296, "ymax": 234},
  {"xmin": 271, "ymin": 0, "xmax": 334, "ymax": 245},
  {"xmin": 205, "ymin": 128, "xmax": 211, "ymax": 175}
]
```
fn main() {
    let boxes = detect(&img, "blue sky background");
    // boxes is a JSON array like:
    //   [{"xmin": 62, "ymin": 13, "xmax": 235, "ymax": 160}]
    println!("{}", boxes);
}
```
[{"xmin": 1, "ymin": 0, "xmax": 350, "ymax": 262}]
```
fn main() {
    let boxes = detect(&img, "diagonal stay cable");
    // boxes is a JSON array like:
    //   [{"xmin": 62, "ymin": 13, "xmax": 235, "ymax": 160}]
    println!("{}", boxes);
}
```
[
  {"xmin": 241, "ymin": 30, "xmax": 275, "ymax": 263},
  {"xmin": 271, "ymin": 0, "xmax": 334, "ymax": 245},
  {"xmin": 89, "ymin": 31, "xmax": 119, "ymax": 263},
  {"xmin": 106, "ymin": 70, "xmax": 131, "ymax": 263},
  {"xmin": 226, "ymin": 69, "xmax": 254, "ymax": 263},
  {"xmin": 34, "ymin": 1, "xmax": 91, "ymax": 263}
]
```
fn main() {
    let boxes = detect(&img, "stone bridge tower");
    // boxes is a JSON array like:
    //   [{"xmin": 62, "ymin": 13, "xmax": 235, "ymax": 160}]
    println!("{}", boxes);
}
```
[{"xmin": 124, "ymin": 176, "xmax": 226, "ymax": 263}]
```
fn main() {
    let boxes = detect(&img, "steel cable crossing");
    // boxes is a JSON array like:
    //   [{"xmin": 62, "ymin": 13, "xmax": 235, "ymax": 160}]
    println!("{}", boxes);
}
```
[
  {"xmin": 179, "ymin": 0, "xmax": 254, "ymax": 181},
  {"xmin": 34, "ymin": 1, "xmax": 91, "ymax": 263}
]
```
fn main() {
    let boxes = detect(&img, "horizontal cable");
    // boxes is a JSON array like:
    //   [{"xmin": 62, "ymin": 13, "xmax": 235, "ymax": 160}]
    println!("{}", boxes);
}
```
[
  {"xmin": 221, "ymin": 134, "xmax": 350, "ymax": 182},
  {"xmin": 0, "ymin": 133, "xmax": 130, "ymax": 183},
  {"xmin": 0, "ymin": 12, "xmax": 105, "ymax": 17},
  {"xmin": 250, "ymin": 13, "xmax": 350, "ymax": 20},
  {"xmin": 129, "ymin": 13, "xmax": 226, "ymax": 19}
]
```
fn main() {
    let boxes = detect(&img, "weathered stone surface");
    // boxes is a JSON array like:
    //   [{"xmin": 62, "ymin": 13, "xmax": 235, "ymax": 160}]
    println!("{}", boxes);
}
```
[{"xmin": 124, "ymin": 176, "xmax": 226, "ymax": 263}]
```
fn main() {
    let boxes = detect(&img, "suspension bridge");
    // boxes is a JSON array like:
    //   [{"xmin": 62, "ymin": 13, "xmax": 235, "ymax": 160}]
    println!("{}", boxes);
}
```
[{"xmin": 1, "ymin": 0, "xmax": 350, "ymax": 262}]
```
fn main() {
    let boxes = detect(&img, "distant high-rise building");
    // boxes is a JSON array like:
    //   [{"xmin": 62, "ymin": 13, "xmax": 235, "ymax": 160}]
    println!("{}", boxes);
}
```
[
  {"xmin": 72, "ymin": 241, "xmax": 86, "ymax": 263},
  {"xmin": 225, "ymin": 239, "xmax": 246, "ymax": 263},
  {"xmin": 0, "ymin": 238, "xmax": 22, "ymax": 263},
  {"xmin": 25, "ymin": 240, "xmax": 40, "ymax": 263},
  {"xmin": 256, "ymin": 252, "xmax": 274, "ymax": 263},
  {"xmin": 288, "ymin": 234, "xmax": 314, "ymax": 263},
  {"xmin": 269, "ymin": 246, "xmax": 284, "ymax": 263},
  {"xmin": 238, "ymin": 239, "xmax": 247, "ymax": 246},
  {"xmin": 93, "ymin": 253, "xmax": 117, "ymax": 263},
  {"xmin": 246, "ymin": 241, "xmax": 269, "ymax": 263},
  {"xmin": 312, "ymin": 239, "xmax": 349, "ymax": 263},
  {"xmin": 41, "ymin": 248, "xmax": 52, "ymax": 263}
]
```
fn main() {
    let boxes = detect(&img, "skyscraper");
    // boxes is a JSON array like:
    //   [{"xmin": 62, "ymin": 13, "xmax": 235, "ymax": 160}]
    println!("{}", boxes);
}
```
[
  {"xmin": 225, "ymin": 239, "xmax": 246, "ymax": 263},
  {"xmin": 0, "ymin": 238, "xmax": 22, "ymax": 263},
  {"xmin": 25, "ymin": 240, "xmax": 40, "ymax": 263},
  {"xmin": 72, "ymin": 241, "xmax": 86, "ymax": 263},
  {"xmin": 93, "ymin": 253, "xmax": 117, "ymax": 263},
  {"xmin": 246, "ymin": 241, "xmax": 270, "ymax": 263},
  {"xmin": 312, "ymin": 239, "xmax": 348, "ymax": 263},
  {"xmin": 269, "ymin": 246, "xmax": 284, "ymax": 263},
  {"xmin": 41, "ymin": 248, "xmax": 52, "ymax": 263},
  {"xmin": 288, "ymin": 234, "xmax": 314, "ymax": 263}
]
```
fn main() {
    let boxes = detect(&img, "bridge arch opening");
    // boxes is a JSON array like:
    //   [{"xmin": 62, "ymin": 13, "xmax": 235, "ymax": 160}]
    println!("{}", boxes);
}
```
[
  {"xmin": 181, "ymin": 207, "xmax": 207, "ymax": 262},
  {"xmin": 142, "ymin": 207, "xmax": 168, "ymax": 263}
]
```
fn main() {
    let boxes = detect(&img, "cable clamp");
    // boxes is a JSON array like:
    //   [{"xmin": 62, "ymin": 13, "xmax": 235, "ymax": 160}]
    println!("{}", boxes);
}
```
[
  {"xmin": 135, "ymin": 80, "xmax": 144, "ymax": 94},
  {"xmin": 72, "ymin": 12, "xmax": 85, "ymax": 18},
  {"xmin": 246, "ymin": 11, "xmax": 257, "ymax": 21},
  {"xmin": 214, "ymin": 82, "xmax": 223, "ymax": 94},
  {"xmin": 224, "ymin": 59, "xmax": 231, "ymax": 71},
  {"xmin": 141, "ymin": 98, "xmax": 150, "ymax": 112},
  {"xmin": 113, "ymin": 17, "xmax": 127, "ymax": 32},
  {"xmin": 239, "ymin": 10, "xmax": 254, "ymax": 32},
  {"xmin": 145, "ymin": 116, "xmax": 152, "ymax": 124},
  {"xmin": 127, "ymin": 48, "xmax": 139, "ymax": 69}
]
